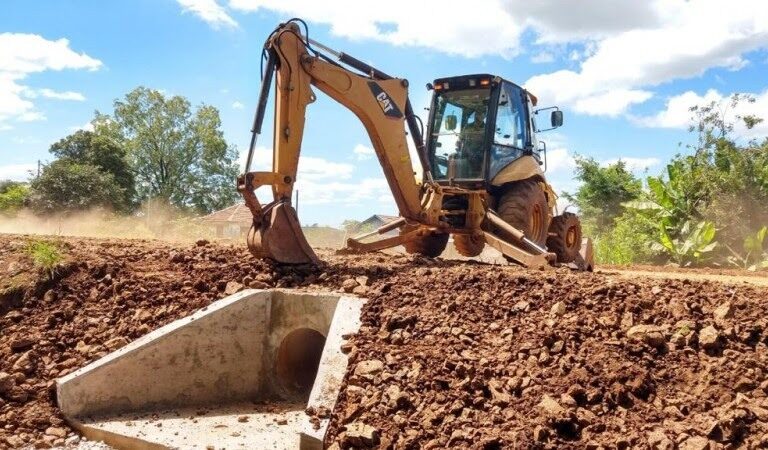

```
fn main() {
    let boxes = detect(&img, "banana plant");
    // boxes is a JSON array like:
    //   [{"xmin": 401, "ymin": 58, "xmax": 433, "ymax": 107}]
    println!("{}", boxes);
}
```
[
  {"xmin": 651, "ymin": 220, "xmax": 718, "ymax": 266},
  {"xmin": 725, "ymin": 226, "xmax": 768, "ymax": 270}
]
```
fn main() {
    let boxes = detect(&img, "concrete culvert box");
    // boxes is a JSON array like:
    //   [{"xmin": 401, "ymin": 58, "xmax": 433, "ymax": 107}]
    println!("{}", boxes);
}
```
[{"xmin": 56, "ymin": 289, "xmax": 363, "ymax": 449}]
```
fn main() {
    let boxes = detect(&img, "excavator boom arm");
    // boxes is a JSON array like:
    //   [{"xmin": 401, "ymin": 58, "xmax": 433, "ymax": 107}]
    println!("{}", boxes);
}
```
[{"xmin": 238, "ymin": 21, "xmax": 424, "ymax": 263}]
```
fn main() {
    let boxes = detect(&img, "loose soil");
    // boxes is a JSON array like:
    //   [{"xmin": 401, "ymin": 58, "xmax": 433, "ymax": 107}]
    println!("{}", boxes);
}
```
[{"xmin": 1, "ymin": 234, "xmax": 767, "ymax": 449}]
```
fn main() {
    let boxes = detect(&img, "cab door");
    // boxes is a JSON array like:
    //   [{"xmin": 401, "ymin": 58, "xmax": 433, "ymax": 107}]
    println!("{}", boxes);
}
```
[{"xmin": 488, "ymin": 81, "xmax": 532, "ymax": 180}]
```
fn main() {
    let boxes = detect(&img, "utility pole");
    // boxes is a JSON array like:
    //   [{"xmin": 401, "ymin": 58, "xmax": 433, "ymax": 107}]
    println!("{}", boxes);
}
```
[
  {"xmin": 37, "ymin": 160, "xmax": 41, "ymax": 178},
  {"xmin": 295, "ymin": 189, "xmax": 299, "ymax": 216}
]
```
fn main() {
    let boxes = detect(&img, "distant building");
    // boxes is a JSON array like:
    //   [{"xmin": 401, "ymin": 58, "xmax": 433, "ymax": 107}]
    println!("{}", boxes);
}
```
[
  {"xmin": 353, "ymin": 214, "xmax": 400, "ymax": 236},
  {"xmin": 200, "ymin": 203, "xmax": 252, "ymax": 238}
]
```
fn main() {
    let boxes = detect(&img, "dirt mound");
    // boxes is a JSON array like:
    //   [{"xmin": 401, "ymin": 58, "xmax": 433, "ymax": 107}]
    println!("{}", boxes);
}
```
[
  {"xmin": 1, "ymin": 234, "xmax": 767, "ymax": 448},
  {"xmin": 326, "ymin": 265, "xmax": 768, "ymax": 449}
]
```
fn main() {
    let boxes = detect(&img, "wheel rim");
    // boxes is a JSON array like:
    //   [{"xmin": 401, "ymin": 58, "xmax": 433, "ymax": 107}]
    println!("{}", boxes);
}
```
[
  {"xmin": 530, "ymin": 204, "xmax": 543, "ymax": 241},
  {"xmin": 565, "ymin": 225, "xmax": 578, "ymax": 248}
]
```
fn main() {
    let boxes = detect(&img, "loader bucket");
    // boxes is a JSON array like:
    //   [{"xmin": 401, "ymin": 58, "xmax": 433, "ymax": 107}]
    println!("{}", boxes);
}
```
[{"xmin": 248, "ymin": 201, "xmax": 320, "ymax": 264}]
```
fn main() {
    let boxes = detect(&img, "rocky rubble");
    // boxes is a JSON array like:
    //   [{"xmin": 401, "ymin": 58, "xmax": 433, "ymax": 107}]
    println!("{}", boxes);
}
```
[
  {"xmin": 0, "ymin": 234, "xmax": 767, "ymax": 448},
  {"xmin": 325, "ymin": 266, "xmax": 768, "ymax": 449}
]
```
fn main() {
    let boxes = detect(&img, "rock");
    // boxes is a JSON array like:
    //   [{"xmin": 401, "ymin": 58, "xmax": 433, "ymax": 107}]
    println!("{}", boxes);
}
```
[
  {"xmin": 10, "ymin": 335, "xmax": 36, "ymax": 352},
  {"xmin": 560, "ymin": 393, "xmax": 578, "ymax": 408},
  {"xmin": 342, "ymin": 278, "xmax": 358, "ymax": 293},
  {"xmin": 734, "ymin": 377, "xmax": 755, "ymax": 392},
  {"xmin": 195, "ymin": 239, "xmax": 209, "ymax": 247},
  {"xmin": 651, "ymin": 285, "xmax": 662, "ymax": 295},
  {"xmin": 237, "ymin": 416, "xmax": 249, "ymax": 423},
  {"xmin": 5, "ymin": 386, "xmax": 29, "ymax": 402},
  {"xmin": 224, "ymin": 281, "xmax": 244, "ymax": 295},
  {"xmin": 355, "ymin": 275, "xmax": 369, "ymax": 287},
  {"xmin": 248, "ymin": 280, "xmax": 270, "ymax": 289},
  {"xmin": 647, "ymin": 429, "xmax": 673, "ymax": 450},
  {"xmin": 621, "ymin": 311, "xmax": 634, "ymax": 330},
  {"xmin": 44, "ymin": 427, "xmax": 67, "ymax": 438},
  {"xmin": 679, "ymin": 436, "xmax": 710, "ymax": 450},
  {"xmin": 43, "ymin": 289, "xmax": 56, "ymax": 303},
  {"xmin": 488, "ymin": 379, "xmax": 512, "ymax": 406},
  {"xmin": 713, "ymin": 302, "xmax": 733, "ymax": 323},
  {"xmin": 550, "ymin": 301, "xmax": 566, "ymax": 317},
  {"xmin": 514, "ymin": 301, "xmax": 530, "ymax": 312},
  {"xmin": 533, "ymin": 425, "xmax": 550, "ymax": 442},
  {"xmin": 343, "ymin": 422, "xmax": 379, "ymax": 448},
  {"xmin": 627, "ymin": 324, "xmax": 667, "ymax": 348},
  {"xmin": 0, "ymin": 372, "xmax": 15, "ymax": 394},
  {"xmin": 699, "ymin": 326, "xmax": 720, "ymax": 351},
  {"xmin": 104, "ymin": 337, "xmax": 129, "ymax": 351},
  {"xmin": 352, "ymin": 285, "xmax": 368, "ymax": 296},
  {"xmin": 12, "ymin": 351, "xmax": 35, "ymax": 374},
  {"xmin": 354, "ymin": 359, "xmax": 384, "ymax": 376},
  {"xmin": 539, "ymin": 394, "xmax": 565, "ymax": 416}
]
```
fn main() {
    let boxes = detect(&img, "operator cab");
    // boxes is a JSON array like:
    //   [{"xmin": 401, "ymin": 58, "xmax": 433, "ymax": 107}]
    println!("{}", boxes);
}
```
[{"xmin": 425, "ymin": 74, "xmax": 562, "ymax": 185}]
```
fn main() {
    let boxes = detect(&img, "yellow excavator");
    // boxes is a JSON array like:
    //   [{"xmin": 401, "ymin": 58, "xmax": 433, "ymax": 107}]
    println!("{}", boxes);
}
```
[{"xmin": 237, "ymin": 19, "xmax": 593, "ymax": 270}]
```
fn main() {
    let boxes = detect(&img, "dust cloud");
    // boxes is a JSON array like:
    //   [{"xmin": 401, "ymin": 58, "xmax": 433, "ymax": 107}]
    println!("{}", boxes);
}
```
[{"xmin": 0, "ymin": 208, "xmax": 215, "ymax": 242}]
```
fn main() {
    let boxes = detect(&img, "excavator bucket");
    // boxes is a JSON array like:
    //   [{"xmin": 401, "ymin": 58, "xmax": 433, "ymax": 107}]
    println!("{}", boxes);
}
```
[{"xmin": 248, "ymin": 201, "xmax": 319, "ymax": 265}]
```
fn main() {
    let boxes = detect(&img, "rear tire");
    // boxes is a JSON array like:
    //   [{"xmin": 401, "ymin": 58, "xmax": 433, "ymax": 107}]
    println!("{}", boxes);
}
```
[
  {"xmin": 547, "ymin": 212, "xmax": 582, "ymax": 263},
  {"xmin": 454, "ymin": 234, "xmax": 484, "ymax": 257},
  {"xmin": 496, "ymin": 179, "xmax": 550, "ymax": 246},
  {"xmin": 402, "ymin": 226, "xmax": 449, "ymax": 257}
]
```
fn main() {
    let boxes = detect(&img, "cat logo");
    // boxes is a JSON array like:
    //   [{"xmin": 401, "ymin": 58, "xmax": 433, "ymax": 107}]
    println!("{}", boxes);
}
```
[{"xmin": 367, "ymin": 81, "xmax": 403, "ymax": 119}]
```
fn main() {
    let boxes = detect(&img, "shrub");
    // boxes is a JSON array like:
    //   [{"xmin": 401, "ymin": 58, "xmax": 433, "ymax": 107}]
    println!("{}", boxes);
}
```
[{"xmin": 25, "ymin": 239, "xmax": 64, "ymax": 278}]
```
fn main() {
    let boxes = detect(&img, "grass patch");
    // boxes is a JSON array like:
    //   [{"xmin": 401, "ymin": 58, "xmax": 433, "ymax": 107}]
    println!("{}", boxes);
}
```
[{"xmin": 25, "ymin": 239, "xmax": 64, "ymax": 278}]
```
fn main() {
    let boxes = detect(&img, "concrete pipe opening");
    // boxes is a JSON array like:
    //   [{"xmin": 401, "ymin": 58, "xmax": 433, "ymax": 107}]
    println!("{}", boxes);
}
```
[{"xmin": 276, "ymin": 328, "xmax": 326, "ymax": 397}]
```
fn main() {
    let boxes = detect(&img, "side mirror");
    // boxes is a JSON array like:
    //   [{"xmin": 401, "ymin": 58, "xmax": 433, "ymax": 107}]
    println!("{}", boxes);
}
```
[
  {"xmin": 445, "ymin": 114, "xmax": 457, "ymax": 131},
  {"xmin": 551, "ymin": 110, "xmax": 563, "ymax": 128}
]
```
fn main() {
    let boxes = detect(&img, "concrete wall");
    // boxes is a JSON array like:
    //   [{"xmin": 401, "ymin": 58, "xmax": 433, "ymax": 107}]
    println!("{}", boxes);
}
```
[{"xmin": 57, "ymin": 289, "xmax": 346, "ymax": 419}]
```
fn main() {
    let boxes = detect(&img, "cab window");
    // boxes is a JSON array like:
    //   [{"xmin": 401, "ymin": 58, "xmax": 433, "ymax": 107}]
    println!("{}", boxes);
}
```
[{"xmin": 490, "ymin": 82, "xmax": 529, "ymax": 178}]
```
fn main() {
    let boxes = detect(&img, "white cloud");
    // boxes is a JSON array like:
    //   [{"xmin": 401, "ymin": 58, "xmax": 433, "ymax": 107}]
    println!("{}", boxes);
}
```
[
  {"xmin": 231, "ymin": 100, "xmax": 244, "ymax": 109},
  {"xmin": 634, "ymin": 88, "xmax": 768, "ymax": 138},
  {"xmin": 505, "ymin": 0, "xmax": 661, "ymax": 43},
  {"xmin": 18, "ymin": 111, "xmax": 46, "ymax": 122},
  {"xmin": 544, "ymin": 147, "xmax": 576, "ymax": 173},
  {"xmin": 0, "ymin": 33, "xmax": 102, "ymax": 127},
  {"xmin": 183, "ymin": 0, "xmax": 767, "ymax": 125},
  {"xmin": 525, "ymin": 0, "xmax": 768, "ymax": 116},
  {"xmin": 353, "ymin": 143, "xmax": 375, "ymax": 160},
  {"xmin": 34, "ymin": 88, "xmax": 85, "ymax": 101},
  {"xmin": 238, "ymin": 145, "xmax": 390, "ymax": 207},
  {"xmin": 228, "ymin": 0, "xmax": 524, "ymax": 58},
  {"xmin": 530, "ymin": 52, "xmax": 555, "ymax": 64},
  {"xmin": 69, "ymin": 121, "xmax": 94, "ymax": 132},
  {"xmin": 177, "ymin": 0, "xmax": 238, "ymax": 29},
  {"xmin": 573, "ymin": 89, "xmax": 653, "ymax": 117},
  {"xmin": 0, "ymin": 163, "xmax": 36, "ymax": 181}
]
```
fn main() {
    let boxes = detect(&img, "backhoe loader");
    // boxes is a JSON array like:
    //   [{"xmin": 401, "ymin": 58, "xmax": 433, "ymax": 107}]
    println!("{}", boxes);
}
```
[{"xmin": 237, "ymin": 19, "xmax": 593, "ymax": 270}]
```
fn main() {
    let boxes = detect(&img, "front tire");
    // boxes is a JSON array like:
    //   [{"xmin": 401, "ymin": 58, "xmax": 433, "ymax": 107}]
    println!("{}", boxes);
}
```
[
  {"xmin": 496, "ymin": 179, "xmax": 550, "ymax": 246},
  {"xmin": 547, "ymin": 212, "xmax": 582, "ymax": 263}
]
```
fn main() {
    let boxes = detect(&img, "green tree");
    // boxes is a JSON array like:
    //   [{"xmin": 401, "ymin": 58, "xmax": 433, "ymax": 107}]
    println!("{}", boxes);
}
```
[
  {"xmin": 94, "ymin": 87, "xmax": 239, "ymax": 214},
  {"xmin": 565, "ymin": 157, "xmax": 642, "ymax": 233},
  {"xmin": 28, "ymin": 161, "xmax": 124, "ymax": 214},
  {"xmin": 0, "ymin": 181, "xmax": 29, "ymax": 215},
  {"xmin": 48, "ymin": 130, "xmax": 135, "ymax": 212}
]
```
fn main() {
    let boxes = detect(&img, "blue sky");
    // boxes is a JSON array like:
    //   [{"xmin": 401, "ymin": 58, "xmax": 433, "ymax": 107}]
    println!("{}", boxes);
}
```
[{"xmin": 2, "ymin": 0, "xmax": 768, "ymax": 226}]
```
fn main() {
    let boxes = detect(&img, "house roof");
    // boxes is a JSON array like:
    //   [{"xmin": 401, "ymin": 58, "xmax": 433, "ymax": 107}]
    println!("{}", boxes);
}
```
[
  {"xmin": 360, "ymin": 214, "xmax": 399, "ymax": 225},
  {"xmin": 201, "ymin": 203, "xmax": 253, "ymax": 224}
]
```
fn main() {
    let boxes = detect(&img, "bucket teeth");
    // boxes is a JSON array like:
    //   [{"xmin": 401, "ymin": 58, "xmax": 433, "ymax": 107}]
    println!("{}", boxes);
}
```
[{"xmin": 248, "ymin": 201, "xmax": 319, "ymax": 265}]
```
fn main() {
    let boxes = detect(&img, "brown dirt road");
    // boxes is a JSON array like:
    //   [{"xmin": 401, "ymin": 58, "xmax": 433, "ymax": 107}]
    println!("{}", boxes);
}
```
[{"xmin": 1, "ymin": 234, "xmax": 767, "ymax": 448}]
